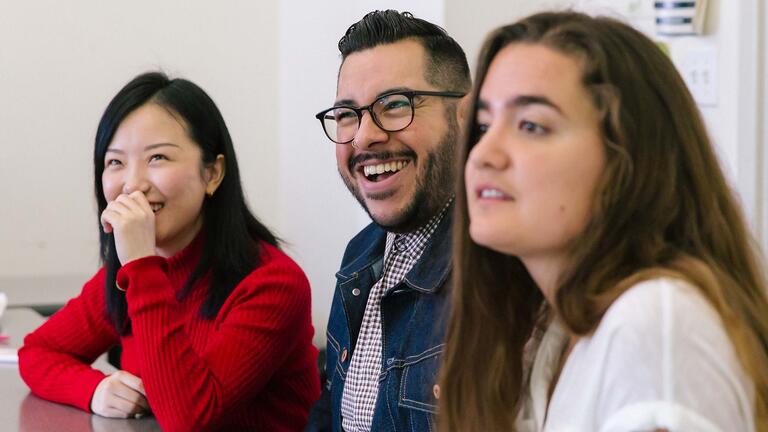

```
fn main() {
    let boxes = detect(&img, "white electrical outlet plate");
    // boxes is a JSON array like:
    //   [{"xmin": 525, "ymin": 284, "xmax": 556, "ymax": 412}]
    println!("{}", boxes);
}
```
[{"xmin": 677, "ymin": 46, "xmax": 718, "ymax": 107}]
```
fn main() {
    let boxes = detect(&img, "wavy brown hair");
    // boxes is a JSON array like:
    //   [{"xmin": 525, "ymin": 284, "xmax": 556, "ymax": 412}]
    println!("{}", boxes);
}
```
[{"xmin": 438, "ymin": 11, "xmax": 768, "ymax": 432}]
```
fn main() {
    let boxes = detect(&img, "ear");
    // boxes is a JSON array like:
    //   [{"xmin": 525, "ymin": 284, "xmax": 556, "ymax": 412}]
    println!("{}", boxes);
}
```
[
  {"xmin": 204, "ymin": 154, "xmax": 226, "ymax": 196},
  {"xmin": 457, "ymin": 93, "xmax": 471, "ymax": 126}
]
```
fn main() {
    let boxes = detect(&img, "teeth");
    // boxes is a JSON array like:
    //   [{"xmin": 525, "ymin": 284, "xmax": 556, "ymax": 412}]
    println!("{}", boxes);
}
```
[
  {"xmin": 480, "ymin": 189, "xmax": 505, "ymax": 199},
  {"xmin": 363, "ymin": 161, "xmax": 409, "ymax": 177}
]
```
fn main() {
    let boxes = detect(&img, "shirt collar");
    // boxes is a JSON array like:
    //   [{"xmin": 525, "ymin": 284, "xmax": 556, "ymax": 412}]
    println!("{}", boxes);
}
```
[
  {"xmin": 385, "ymin": 199, "xmax": 452, "ymax": 260},
  {"xmin": 338, "ymin": 199, "xmax": 454, "ymax": 294}
]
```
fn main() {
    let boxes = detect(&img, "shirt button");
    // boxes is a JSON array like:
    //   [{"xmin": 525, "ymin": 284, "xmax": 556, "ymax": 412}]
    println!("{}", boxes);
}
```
[
  {"xmin": 352, "ymin": 288, "xmax": 361, "ymax": 296},
  {"xmin": 340, "ymin": 348, "xmax": 348, "ymax": 363},
  {"xmin": 433, "ymin": 384, "xmax": 440, "ymax": 399}
]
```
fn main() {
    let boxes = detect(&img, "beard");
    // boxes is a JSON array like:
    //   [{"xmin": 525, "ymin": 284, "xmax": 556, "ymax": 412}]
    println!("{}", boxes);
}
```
[{"xmin": 339, "ymin": 115, "xmax": 458, "ymax": 233}]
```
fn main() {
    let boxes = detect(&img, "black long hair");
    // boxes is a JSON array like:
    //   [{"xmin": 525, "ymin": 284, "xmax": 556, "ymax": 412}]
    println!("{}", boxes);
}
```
[{"xmin": 94, "ymin": 71, "xmax": 278, "ymax": 335}]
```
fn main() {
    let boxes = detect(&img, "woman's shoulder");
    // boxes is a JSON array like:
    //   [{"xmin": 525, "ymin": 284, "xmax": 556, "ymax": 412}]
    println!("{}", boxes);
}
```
[
  {"xmin": 256, "ymin": 241, "xmax": 307, "ymax": 275},
  {"xmin": 599, "ymin": 277, "xmax": 718, "ymax": 335},
  {"xmin": 582, "ymin": 278, "xmax": 755, "ymax": 431},
  {"xmin": 589, "ymin": 276, "xmax": 739, "ymax": 374},
  {"xmin": 73, "ymin": 266, "xmax": 109, "ymax": 300},
  {"xmin": 236, "ymin": 241, "xmax": 310, "ymax": 295},
  {"xmin": 27, "ymin": 267, "xmax": 117, "ymax": 342},
  {"xmin": 590, "ymin": 275, "xmax": 751, "ymax": 391}
]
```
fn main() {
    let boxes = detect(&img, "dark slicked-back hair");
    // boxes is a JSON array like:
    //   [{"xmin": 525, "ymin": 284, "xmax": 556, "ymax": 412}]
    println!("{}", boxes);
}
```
[
  {"xmin": 95, "ymin": 71, "xmax": 278, "ymax": 335},
  {"xmin": 338, "ymin": 10, "xmax": 471, "ymax": 92}
]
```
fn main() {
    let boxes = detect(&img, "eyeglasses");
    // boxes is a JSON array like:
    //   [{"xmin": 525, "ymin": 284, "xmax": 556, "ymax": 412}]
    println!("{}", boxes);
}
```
[{"xmin": 315, "ymin": 90, "xmax": 465, "ymax": 144}]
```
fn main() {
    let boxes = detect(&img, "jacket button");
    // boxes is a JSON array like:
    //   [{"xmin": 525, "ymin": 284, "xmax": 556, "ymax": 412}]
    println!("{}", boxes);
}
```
[
  {"xmin": 340, "ymin": 348, "xmax": 348, "ymax": 362},
  {"xmin": 433, "ymin": 384, "xmax": 440, "ymax": 399},
  {"xmin": 352, "ymin": 288, "xmax": 361, "ymax": 296}
]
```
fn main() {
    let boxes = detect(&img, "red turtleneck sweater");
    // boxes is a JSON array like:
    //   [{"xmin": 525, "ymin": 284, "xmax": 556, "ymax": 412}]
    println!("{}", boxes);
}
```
[{"xmin": 19, "ymin": 237, "xmax": 320, "ymax": 431}]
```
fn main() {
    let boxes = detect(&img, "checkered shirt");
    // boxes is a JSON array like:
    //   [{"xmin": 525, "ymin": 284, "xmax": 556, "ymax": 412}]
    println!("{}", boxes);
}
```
[{"xmin": 340, "ymin": 202, "xmax": 450, "ymax": 432}]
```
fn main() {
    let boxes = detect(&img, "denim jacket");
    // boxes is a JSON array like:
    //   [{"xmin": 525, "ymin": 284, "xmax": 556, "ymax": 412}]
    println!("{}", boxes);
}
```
[{"xmin": 305, "ymin": 209, "xmax": 453, "ymax": 432}]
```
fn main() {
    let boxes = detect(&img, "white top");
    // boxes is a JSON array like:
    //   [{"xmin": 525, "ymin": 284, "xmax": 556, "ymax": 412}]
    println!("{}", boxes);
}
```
[{"xmin": 516, "ymin": 277, "xmax": 755, "ymax": 432}]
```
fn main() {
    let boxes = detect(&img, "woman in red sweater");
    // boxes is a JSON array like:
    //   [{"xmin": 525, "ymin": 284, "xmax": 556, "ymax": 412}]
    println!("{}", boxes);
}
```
[{"xmin": 19, "ymin": 72, "xmax": 320, "ymax": 431}]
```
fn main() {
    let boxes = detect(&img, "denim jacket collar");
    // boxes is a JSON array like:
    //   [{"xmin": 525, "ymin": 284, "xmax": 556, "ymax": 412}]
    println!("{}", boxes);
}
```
[{"xmin": 336, "ymin": 203, "xmax": 453, "ymax": 295}]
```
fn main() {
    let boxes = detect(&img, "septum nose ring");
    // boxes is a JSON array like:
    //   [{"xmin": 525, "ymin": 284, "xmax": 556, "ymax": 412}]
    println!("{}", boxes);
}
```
[{"xmin": 351, "ymin": 140, "xmax": 359, "ymax": 149}]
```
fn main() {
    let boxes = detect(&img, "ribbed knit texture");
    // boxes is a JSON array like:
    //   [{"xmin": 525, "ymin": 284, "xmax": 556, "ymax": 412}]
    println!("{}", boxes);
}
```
[{"xmin": 19, "ymin": 237, "xmax": 320, "ymax": 431}]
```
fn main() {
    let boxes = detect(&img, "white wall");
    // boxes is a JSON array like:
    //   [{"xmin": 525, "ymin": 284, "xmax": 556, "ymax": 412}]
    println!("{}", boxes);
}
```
[
  {"xmin": 446, "ymin": 0, "xmax": 570, "ymax": 71},
  {"xmin": 0, "ymin": 1, "xmax": 281, "ymax": 288},
  {"xmin": 763, "ymin": 0, "xmax": 768, "ymax": 257}
]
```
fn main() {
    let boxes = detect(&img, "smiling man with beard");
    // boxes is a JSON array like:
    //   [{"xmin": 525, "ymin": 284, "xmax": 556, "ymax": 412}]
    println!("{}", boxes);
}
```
[{"xmin": 306, "ymin": 10, "xmax": 470, "ymax": 432}]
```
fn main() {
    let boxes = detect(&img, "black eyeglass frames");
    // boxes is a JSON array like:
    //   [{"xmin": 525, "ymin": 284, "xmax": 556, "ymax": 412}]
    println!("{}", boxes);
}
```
[{"xmin": 315, "ymin": 90, "xmax": 465, "ymax": 144}]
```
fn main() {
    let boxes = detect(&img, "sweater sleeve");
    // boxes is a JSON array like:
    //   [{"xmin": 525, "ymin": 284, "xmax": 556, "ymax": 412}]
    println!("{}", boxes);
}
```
[
  {"xmin": 119, "ymin": 248, "xmax": 313, "ymax": 432},
  {"xmin": 18, "ymin": 269, "xmax": 120, "ymax": 412}
]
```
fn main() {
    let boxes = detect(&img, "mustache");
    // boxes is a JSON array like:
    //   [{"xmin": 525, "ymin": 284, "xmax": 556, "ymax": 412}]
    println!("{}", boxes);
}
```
[{"xmin": 348, "ymin": 150, "xmax": 417, "ymax": 171}]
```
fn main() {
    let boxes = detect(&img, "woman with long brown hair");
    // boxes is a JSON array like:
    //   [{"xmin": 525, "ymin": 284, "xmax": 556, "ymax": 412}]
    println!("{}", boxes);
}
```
[{"xmin": 439, "ymin": 11, "xmax": 768, "ymax": 432}]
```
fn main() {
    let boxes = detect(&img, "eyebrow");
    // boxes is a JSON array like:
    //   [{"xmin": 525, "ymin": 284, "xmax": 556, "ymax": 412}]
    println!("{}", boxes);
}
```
[
  {"xmin": 105, "ymin": 142, "xmax": 181, "ymax": 154},
  {"xmin": 477, "ymin": 95, "xmax": 564, "ymax": 116},
  {"xmin": 145, "ymin": 142, "xmax": 180, "ymax": 151},
  {"xmin": 334, "ymin": 86, "xmax": 413, "ymax": 107}
]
